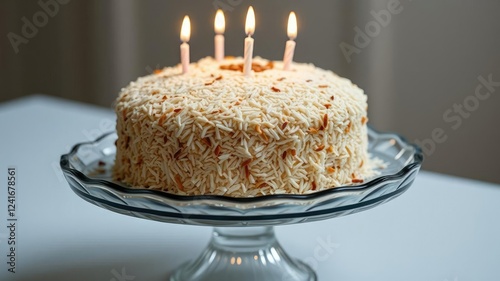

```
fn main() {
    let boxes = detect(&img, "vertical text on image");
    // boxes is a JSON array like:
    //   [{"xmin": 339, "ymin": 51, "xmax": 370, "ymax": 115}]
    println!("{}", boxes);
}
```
[{"xmin": 6, "ymin": 167, "xmax": 18, "ymax": 274}]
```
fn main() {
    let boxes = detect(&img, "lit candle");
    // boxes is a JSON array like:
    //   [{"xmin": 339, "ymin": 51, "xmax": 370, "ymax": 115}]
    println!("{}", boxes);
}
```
[
  {"xmin": 283, "ymin": 12, "xmax": 297, "ymax": 71},
  {"xmin": 214, "ymin": 9, "xmax": 225, "ymax": 62},
  {"xmin": 180, "ymin": 15, "xmax": 191, "ymax": 74},
  {"xmin": 243, "ymin": 6, "xmax": 255, "ymax": 77}
]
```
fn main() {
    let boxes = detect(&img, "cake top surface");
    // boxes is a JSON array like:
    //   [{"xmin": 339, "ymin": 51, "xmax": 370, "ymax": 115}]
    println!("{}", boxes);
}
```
[{"xmin": 117, "ymin": 57, "xmax": 366, "ymax": 131}]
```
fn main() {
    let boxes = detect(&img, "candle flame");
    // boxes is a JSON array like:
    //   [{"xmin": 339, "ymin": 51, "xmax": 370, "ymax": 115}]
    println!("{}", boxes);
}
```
[
  {"xmin": 214, "ymin": 9, "xmax": 225, "ymax": 34},
  {"xmin": 287, "ymin": 12, "xmax": 297, "ymax": 40},
  {"xmin": 245, "ymin": 6, "xmax": 255, "ymax": 36},
  {"xmin": 180, "ymin": 15, "xmax": 191, "ymax": 42}
]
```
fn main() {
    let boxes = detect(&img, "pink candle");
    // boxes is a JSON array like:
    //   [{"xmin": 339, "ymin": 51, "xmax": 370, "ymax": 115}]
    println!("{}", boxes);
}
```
[
  {"xmin": 180, "ymin": 15, "xmax": 191, "ymax": 74},
  {"xmin": 214, "ymin": 9, "xmax": 225, "ymax": 62},
  {"xmin": 283, "ymin": 12, "xmax": 297, "ymax": 71},
  {"xmin": 243, "ymin": 6, "xmax": 255, "ymax": 77}
]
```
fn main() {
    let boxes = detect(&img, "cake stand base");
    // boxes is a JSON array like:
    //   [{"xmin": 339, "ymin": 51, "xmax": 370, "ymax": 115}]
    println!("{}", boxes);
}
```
[{"xmin": 170, "ymin": 227, "xmax": 317, "ymax": 281}]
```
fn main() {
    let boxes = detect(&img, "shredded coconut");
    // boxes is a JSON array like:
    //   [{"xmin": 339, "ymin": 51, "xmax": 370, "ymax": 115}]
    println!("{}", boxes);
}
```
[{"xmin": 113, "ymin": 57, "xmax": 376, "ymax": 197}]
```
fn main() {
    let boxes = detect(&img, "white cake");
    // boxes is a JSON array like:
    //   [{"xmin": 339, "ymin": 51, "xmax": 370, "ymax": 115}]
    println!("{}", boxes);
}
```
[{"xmin": 113, "ymin": 57, "xmax": 374, "ymax": 196}]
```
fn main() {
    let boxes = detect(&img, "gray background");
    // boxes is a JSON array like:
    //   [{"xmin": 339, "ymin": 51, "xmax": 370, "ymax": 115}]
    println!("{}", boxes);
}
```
[{"xmin": 1, "ymin": 0, "xmax": 499, "ymax": 184}]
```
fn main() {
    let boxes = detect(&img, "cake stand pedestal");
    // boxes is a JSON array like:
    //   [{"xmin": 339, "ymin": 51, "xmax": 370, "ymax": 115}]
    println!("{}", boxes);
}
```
[
  {"xmin": 171, "ymin": 227, "xmax": 315, "ymax": 281},
  {"xmin": 60, "ymin": 128, "xmax": 422, "ymax": 281}
]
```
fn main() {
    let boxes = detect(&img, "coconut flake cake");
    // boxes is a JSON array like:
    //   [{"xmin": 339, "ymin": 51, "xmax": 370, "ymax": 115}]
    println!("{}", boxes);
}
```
[{"xmin": 113, "ymin": 57, "xmax": 374, "ymax": 197}]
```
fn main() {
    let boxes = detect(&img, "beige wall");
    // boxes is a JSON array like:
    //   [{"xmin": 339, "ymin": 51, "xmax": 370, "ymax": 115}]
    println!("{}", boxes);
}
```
[{"xmin": 1, "ymin": 0, "xmax": 499, "ymax": 184}]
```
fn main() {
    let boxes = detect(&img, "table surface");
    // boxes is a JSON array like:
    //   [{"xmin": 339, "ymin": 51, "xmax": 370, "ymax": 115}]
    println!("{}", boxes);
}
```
[{"xmin": 0, "ymin": 95, "xmax": 499, "ymax": 281}]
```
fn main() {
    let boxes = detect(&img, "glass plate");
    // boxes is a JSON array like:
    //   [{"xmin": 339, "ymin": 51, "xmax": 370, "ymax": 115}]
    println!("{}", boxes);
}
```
[{"xmin": 60, "ymin": 127, "xmax": 422, "ymax": 226}]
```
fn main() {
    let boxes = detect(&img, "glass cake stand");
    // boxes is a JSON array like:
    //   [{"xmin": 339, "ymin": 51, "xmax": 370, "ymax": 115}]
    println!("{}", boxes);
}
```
[{"xmin": 60, "ymin": 128, "xmax": 422, "ymax": 281}]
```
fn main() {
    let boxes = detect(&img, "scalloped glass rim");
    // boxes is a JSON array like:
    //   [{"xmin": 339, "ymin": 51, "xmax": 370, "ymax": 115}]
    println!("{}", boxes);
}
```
[{"xmin": 60, "ymin": 126, "xmax": 423, "ymax": 204}]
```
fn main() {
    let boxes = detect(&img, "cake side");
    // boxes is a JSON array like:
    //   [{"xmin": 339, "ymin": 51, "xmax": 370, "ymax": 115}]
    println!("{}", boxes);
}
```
[{"xmin": 113, "ymin": 57, "xmax": 373, "ymax": 196}]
